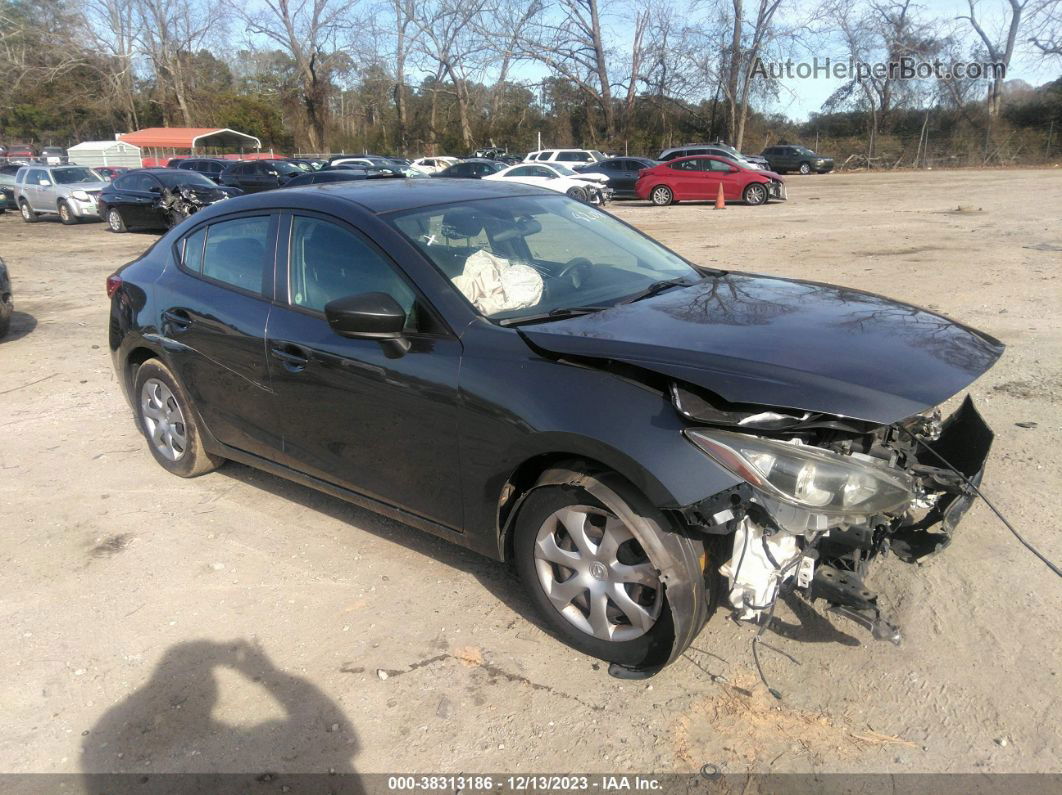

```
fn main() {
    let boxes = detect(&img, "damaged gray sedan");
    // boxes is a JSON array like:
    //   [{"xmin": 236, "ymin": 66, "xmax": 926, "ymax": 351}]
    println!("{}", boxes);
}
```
[{"xmin": 107, "ymin": 182, "xmax": 1002, "ymax": 676}]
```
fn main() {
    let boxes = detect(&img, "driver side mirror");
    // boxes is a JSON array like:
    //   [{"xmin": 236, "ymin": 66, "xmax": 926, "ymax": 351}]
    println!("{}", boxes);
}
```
[{"xmin": 325, "ymin": 292, "xmax": 406, "ymax": 339}]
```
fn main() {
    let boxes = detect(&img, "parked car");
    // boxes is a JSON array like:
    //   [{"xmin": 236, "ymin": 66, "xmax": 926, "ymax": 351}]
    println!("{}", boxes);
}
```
[
  {"xmin": 5, "ymin": 145, "xmax": 35, "ymax": 164},
  {"xmin": 39, "ymin": 146, "xmax": 66, "ymax": 165},
  {"xmin": 14, "ymin": 164, "xmax": 108, "ymax": 224},
  {"xmin": 411, "ymin": 156, "xmax": 459, "ymax": 174},
  {"xmin": 169, "ymin": 158, "xmax": 234, "ymax": 183},
  {"xmin": 218, "ymin": 159, "xmax": 304, "ymax": 193},
  {"xmin": 331, "ymin": 156, "xmax": 427, "ymax": 177},
  {"xmin": 708, "ymin": 142, "xmax": 770, "ymax": 169},
  {"xmin": 761, "ymin": 145, "xmax": 835, "ymax": 174},
  {"xmin": 98, "ymin": 168, "xmax": 241, "ymax": 232},
  {"xmin": 635, "ymin": 155, "xmax": 785, "ymax": 206},
  {"xmin": 94, "ymin": 166, "xmax": 131, "ymax": 182},
  {"xmin": 574, "ymin": 157, "xmax": 658, "ymax": 198},
  {"xmin": 658, "ymin": 144, "xmax": 765, "ymax": 170},
  {"xmin": 106, "ymin": 179, "xmax": 1002, "ymax": 674},
  {"xmin": 0, "ymin": 254, "xmax": 11, "ymax": 339},
  {"xmin": 0, "ymin": 163, "xmax": 19, "ymax": 209},
  {"xmin": 484, "ymin": 162, "xmax": 612, "ymax": 204},
  {"xmin": 432, "ymin": 159, "xmax": 506, "ymax": 179},
  {"xmin": 524, "ymin": 148, "xmax": 607, "ymax": 165}
]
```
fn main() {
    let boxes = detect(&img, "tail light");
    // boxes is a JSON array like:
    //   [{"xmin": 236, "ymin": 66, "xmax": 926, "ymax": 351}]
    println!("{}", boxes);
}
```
[{"xmin": 106, "ymin": 274, "xmax": 122, "ymax": 298}]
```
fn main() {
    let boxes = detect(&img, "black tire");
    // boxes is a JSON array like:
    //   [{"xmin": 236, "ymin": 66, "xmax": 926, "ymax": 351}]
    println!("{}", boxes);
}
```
[
  {"xmin": 798, "ymin": 161, "xmax": 811, "ymax": 175},
  {"xmin": 743, "ymin": 182, "xmax": 769, "ymax": 206},
  {"xmin": 59, "ymin": 200, "xmax": 78, "ymax": 225},
  {"xmin": 649, "ymin": 185, "xmax": 673, "ymax": 206},
  {"xmin": 132, "ymin": 358, "xmax": 223, "ymax": 477},
  {"xmin": 19, "ymin": 200, "xmax": 38, "ymax": 223},
  {"xmin": 513, "ymin": 474, "xmax": 705, "ymax": 669},
  {"xmin": 106, "ymin": 206, "xmax": 127, "ymax": 233},
  {"xmin": 0, "ymin": 295, "xmax": 12, "ymax": 339},
  {"xmin": 565, "ymin": 186, "xmax": 588, "ymax": 202}
]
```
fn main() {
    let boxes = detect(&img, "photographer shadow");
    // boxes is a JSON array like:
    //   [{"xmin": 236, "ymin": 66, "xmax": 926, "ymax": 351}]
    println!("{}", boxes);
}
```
[{"xmin": 81, "ymin": 639, "xmax": 362, "ymax": 791}]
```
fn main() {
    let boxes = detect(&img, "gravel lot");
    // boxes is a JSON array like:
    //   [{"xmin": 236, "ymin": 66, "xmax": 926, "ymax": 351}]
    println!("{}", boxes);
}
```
[{"xmin": 0, "ymin": 168, "xmax": 1059, "ymax": 778}]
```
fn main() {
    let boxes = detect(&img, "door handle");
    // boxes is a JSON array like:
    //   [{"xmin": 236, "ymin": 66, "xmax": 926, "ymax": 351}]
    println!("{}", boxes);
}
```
[
  {"xmin": 270, "ymin": 343, "xmax": 310, "ymax": 371},
  {"xmin": 162, "ymin": 309, "xmax": 192, "ymax": 332}
]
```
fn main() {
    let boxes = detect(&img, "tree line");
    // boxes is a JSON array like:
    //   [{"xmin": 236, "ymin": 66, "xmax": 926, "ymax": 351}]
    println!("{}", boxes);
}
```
[{"xmin": 1, "ymin": 0, "xmax": 1059, "ymax": 163}]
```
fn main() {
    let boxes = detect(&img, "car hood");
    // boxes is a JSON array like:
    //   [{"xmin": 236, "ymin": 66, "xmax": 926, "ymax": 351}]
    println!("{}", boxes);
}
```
[
  {"xmin": 62, "ymin": 181, "xmax": 108, "ymax": 192},
  {"xmin": 519, "ymin": 273, "xmax": 1004, "ymax": 424}
]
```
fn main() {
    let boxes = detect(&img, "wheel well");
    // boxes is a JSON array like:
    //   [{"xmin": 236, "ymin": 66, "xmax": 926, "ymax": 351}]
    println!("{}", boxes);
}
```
[
  {"xmin": 497, "ymin": 452, "xmax": 624, "ymax": 562},
  {"xmin": 124, "ymin": 346, "xmax": 157, "ymax": 391}
]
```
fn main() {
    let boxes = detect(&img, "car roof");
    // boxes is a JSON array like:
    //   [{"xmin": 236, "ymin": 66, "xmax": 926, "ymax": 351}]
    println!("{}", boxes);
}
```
[{"xmin": 189, "ymin": 177, "xmax": 552, "ymax": 221}]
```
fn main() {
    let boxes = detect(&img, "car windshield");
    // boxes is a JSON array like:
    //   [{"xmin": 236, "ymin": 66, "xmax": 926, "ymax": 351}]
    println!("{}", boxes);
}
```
[
  {"xmin": 389, "ymin": 195, "xmax": 700, "ymax": 322},
  {"xmin": 590, "ymin": 150, "xmax": 606, "ymax": 161},
  {"xmin": 269, "ymin": 161, "xmax": 303, "ymax": 175},
  {"xmin": 550, "ymin": 164, "xmax": 578, "ymax": 176},
  {"xmin": 52, "ymin": 167, "xmax": 101, "ymax": 184},
  {"xmin": 154, "ymin": 170, "xmax": 216, "ymax": 188}
]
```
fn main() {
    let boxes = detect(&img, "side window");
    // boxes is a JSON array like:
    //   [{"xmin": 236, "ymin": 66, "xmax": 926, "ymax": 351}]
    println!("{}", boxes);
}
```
[
  {"xmin": 112, "ymin": 174, "xmax": 134, "ymax": 190},
  {"xmin": 556, "ymin": 151, "xmax": 578, "ymax": 161},
  {"xmin": 507, "ymin": 166, "xmax": 534, "ymax": 177},
  {"xmin": 668, "ymin": 160, "xmax": 695, "ymax": 171},
  {"xmin": 200, "ymin": 216, "xmax": 272, "ymax": 295},
  {"xmin": 708, "ymin": 159, "xmax": 733, "ymax": 172},
  {"xmin": 182, "ymin": 226, "xmax": 207, "ymax": 272},
  {"xmin": 531, "ymin": 167, "xmax": 554, "ymax": 178},
  {"xmin": 288, "ymin": 217, "xmax": 417, "ymax": 328}
]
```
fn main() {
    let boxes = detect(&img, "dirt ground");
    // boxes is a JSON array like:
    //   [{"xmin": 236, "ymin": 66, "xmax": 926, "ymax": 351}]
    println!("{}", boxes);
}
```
[{"xmin": 0, "ymin": 169, "xmax": 1060, "ymax": 779}]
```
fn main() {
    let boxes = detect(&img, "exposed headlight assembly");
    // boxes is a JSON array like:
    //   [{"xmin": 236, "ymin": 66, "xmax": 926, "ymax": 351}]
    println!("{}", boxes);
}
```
[
  {"xmin": 685, "ymin": 428, "xmax": 913, "ymax": 516},
  {"xmin": 71, "ymin": 190, "xmax": 91, "ymax": 201}
]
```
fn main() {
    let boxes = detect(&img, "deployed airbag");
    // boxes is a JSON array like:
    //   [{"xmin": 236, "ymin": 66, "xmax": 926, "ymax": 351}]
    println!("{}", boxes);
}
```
[{"xmin": 453, "ymin": 249, "xmax": 543, "ymax": 316}]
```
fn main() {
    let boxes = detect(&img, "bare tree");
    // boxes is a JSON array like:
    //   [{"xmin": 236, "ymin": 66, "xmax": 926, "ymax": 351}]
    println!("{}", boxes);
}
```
[
  {"xmin": 516, "ymin": 0, "xmax": 616, "ymax": 142},
  {"xmin": 390, "ymin": 0, "xmax": 419, "ymax": 153},
  {"xmin": 84, "ymin": 0, "xmax": 141, "ymax": 130},
  {"xmin": 1029, "ymin": 1, "xmax": 1061, "ymax": 56},
  {"xmin": 733, "ymin": 0, "xmax": 784, "ymax": 149},
  {"xmin": 477, "ymin": 0, "xmax": 542, "ymax": 144},
  {"xmin": 958, "ymin": 0, "xmax": 1035, "ymax": 118},
  {"xmin": 133, "ymin": 0, "xmax": 227, "ymax": 126},
  {"xmin": 239, "ymin": 0, "xmax": 357, "ymax": 151}
]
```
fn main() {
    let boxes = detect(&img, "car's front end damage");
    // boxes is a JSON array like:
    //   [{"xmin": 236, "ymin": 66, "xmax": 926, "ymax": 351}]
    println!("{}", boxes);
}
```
[
  {"xmin": 154, "ymin": 184, "xmax": 238, "ymax": 227},
  {"xmin": 673, "ymin": 383, "xmax": 994, "ymax": 643}
]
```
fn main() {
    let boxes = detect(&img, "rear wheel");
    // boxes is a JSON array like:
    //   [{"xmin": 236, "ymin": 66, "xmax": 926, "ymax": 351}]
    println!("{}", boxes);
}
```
[
  {"xmin": 514, "ymin": 474, "xmax": 705, "ymax": 669},
  {"xmin": 19, "ymin": 200, "xmax": 38, "ymax": 223},
  {"xmin": 59, "ymin": 201, "xmax": 78, "ymax": 225},
  {"xmin": 107, "ymin": 207, "xmax": 127, "ymax": 233},
  {"xmin": 743, "ymin": 182, "xmax": 769, "ymax": 206},
  {"xmin": 650, "ymin": 185, "xmax": 673, "ymax": 206},
  {"xmin": 133, "ymin": 358, "xmax": 223, "ymax": 477}
]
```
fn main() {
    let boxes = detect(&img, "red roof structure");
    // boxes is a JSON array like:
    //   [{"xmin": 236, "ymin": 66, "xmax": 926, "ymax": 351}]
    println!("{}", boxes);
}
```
[{"xmin": 118, "ymin": 127, "xmax": 262, "ymax": 150}]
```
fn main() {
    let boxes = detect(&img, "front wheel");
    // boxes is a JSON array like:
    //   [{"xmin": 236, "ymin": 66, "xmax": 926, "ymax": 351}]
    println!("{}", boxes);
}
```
[
  {"xmin": 798, "ymin": 161, "xmax": 811, "ymax": 175},
  {"xmin": 107, "ymin": 207, "xmax": 127, "ymax": 233},
  {"xmin": 133, "ymin": 358, "xmax": 223, "ymax": 477},
  {"xmin": 59, "ymin": 201, "xmax": 78, "ymax": 225},
  {"xmin": 650, "ymin": 185, "xmax": 673, "ymax": 206},
  {"xmin": 19, "ymin": 200, "xmax": 38, "ymax": 223},
  {"xmin": 743, "ymin": 182, "xmax": 769, "ymax": 206},
  {"xmin": 565, "ymin": 186, "xmax": 588, "ymax": 203},
  {"xmin": 514, "ymin": 474, "xmax": 706, "ymax": 669}
]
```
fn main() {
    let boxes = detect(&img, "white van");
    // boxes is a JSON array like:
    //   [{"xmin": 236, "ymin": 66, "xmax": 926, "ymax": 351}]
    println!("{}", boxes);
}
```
[{"xmin": 523, "ymin": 149, "xmax": 607, "ymax": 165}]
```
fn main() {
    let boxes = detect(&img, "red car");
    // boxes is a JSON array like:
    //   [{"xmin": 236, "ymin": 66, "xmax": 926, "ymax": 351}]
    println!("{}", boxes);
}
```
[{"xmin": 635, "ymin": 155, "xmax": 786, "ymax": 206}]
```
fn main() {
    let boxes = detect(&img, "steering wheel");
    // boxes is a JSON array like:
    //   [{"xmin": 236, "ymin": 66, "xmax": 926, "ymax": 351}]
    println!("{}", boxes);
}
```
[{"xmin": 556, "ymin": 256, "xmax": 593, "ymax": 285}]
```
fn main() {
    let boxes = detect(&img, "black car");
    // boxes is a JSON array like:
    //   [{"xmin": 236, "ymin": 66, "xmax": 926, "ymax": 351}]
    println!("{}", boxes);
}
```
[
  {"xmin": 107, "ymin": 180, "xmax": 1001, "ymax": 675},
  {"xmin": 169, "ymin": 158, "xmax": 234, "ymax": 183},
  {"xmin": 432, "ymin": 159, "xmax": 506, "ymax": 179},
  {"xmin": 761, "ymin": 145, "xmax": 835, "ymax": 174},
  {"xmin": 218, "ymin": 159, "xmax": 304, "ymax": 193},
  {"xmin": 284, "ymin": 169, "xmax": 400, "ymax": 186},
  {"xmin": 574, "ymin": 157, "xmax": 657, "ymax": 198},
  {"xmin": 0, "ymin": 253, "xmax": 12, "ymax": 338},
  {"xmin": 98, "ymin": 169, "xmax": 241, "ymax": 232}
]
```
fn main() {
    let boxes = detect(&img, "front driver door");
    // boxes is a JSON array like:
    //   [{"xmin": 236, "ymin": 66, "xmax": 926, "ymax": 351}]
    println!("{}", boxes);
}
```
[{"xmin": 266, "ymin": 213, "xmax": 464, "ymax": 531}]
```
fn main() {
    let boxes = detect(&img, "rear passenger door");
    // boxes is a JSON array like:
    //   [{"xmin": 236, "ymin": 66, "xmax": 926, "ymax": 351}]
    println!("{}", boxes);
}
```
[{"xmin": 155, "ymin": 213, "xmax": 283, "ymax": 461}]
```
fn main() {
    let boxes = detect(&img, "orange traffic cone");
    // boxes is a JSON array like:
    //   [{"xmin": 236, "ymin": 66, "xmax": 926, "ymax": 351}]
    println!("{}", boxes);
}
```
[{"xmin": 714, "ymin": 183, "xmax": 726, "ymax": 209}]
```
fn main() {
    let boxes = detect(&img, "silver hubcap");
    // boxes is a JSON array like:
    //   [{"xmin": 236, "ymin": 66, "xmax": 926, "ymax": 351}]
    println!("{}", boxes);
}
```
[
  {"xmin": 652, "ymin": 188, "xmax": 669, "ymax": 204},
  {"xmin": 140, "ymin": 378, "xmax": 188, "ymax": 461},
  {"xmin": 21, "ymin": 203, "xmax": 30, "ymax": 219},
  {"xmin": 748, "ymin": 185, "xmax": 766, "ymax": 203},
  {"xmin": 534, "ymin": 506, "xmax": 663, "ymax": 642},
  {"xmin": 109, "ymin": 210, "xmax": 121, "ymax": 230},
  {"xmin": 60, "ymin": 204, "xmax": 70, "ymax": 221},
  {"xmin": 800, "ymin": 164, "xmax": 810, "ymax": 173}
]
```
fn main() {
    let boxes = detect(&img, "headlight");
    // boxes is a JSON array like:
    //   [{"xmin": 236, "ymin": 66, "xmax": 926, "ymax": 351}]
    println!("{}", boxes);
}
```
[
  {"xmin": 72, "ymin": 190, "xmax": 90, "ymax": 201},
  {"xmin": 685, "ymin": 428, "xmax": 913, "ymax": 515}
]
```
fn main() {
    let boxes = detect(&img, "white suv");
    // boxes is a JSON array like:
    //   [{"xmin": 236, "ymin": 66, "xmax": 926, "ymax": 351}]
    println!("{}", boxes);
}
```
[{"xmin": 523, "ymin": 149, "xmax": 607, "ymax": 165}]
